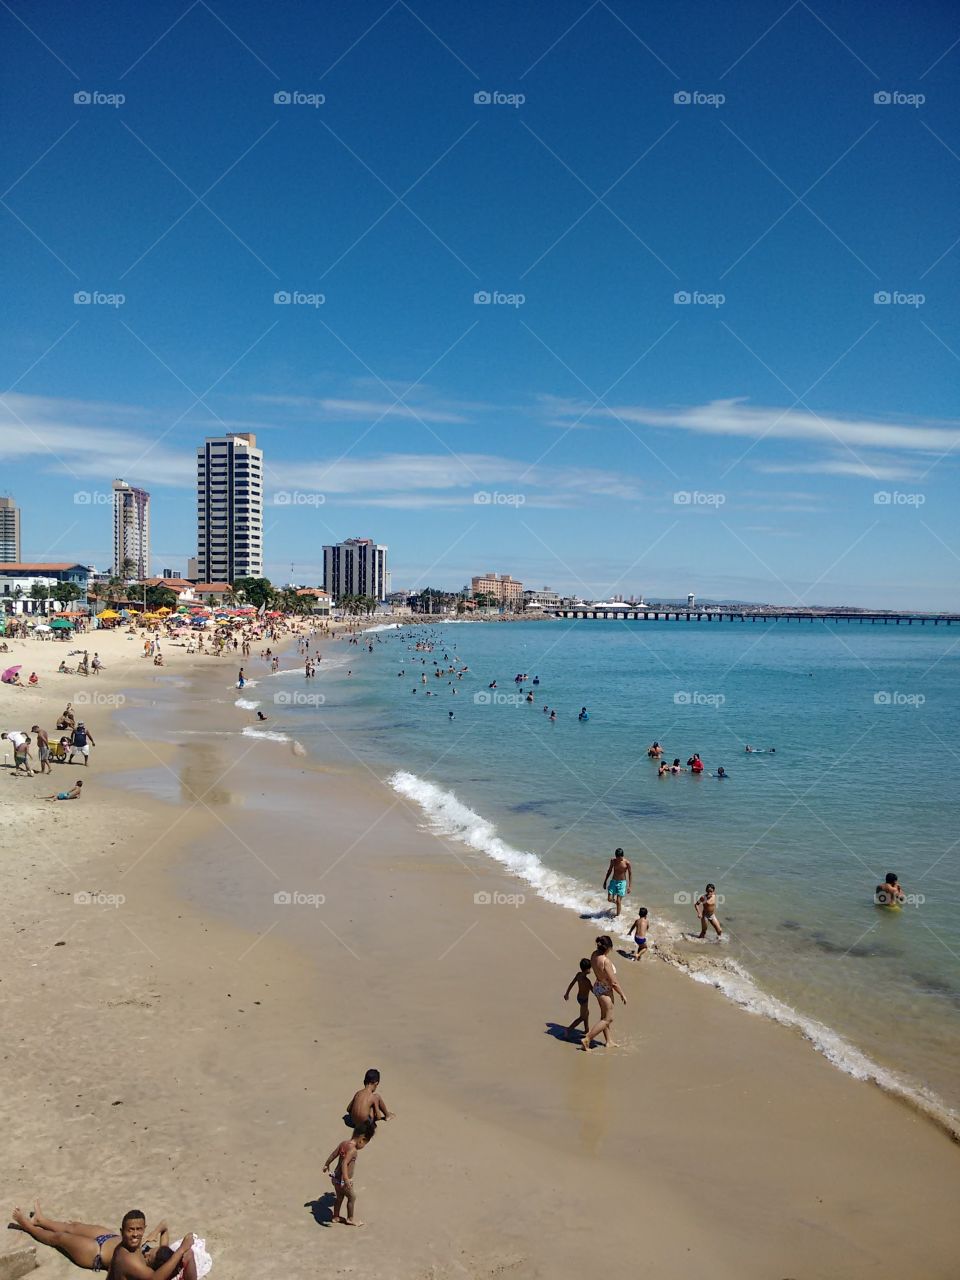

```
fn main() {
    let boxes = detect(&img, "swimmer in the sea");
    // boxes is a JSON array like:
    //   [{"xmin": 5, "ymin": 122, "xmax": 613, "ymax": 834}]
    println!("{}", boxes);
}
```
[{"xmin": 875, "ymin": 871, "xmax": 905, "ymax": 907}]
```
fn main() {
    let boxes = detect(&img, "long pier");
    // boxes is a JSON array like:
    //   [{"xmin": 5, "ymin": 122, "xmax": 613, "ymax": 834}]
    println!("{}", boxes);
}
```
[{"xmin": 553, "ymin": 608, "xmax": 960, "ymax": 625}]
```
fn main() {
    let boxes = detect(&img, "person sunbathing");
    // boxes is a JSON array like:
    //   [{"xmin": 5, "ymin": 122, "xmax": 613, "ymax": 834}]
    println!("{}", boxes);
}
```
[{"xmin": 8, "ymin": 1206, "xmax": 206, "ymax": 1279}]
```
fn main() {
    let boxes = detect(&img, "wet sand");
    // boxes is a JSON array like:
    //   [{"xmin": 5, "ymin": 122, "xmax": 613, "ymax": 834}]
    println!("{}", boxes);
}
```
[{"xmin": 2, "ymin": 630, "xmax": 959, "ymax": 1278}]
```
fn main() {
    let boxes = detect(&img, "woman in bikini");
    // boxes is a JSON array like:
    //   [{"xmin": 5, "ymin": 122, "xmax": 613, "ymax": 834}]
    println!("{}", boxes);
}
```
[{"xmin": 580, "ymin": 936, "xmax": 627, "ymax": 1052}]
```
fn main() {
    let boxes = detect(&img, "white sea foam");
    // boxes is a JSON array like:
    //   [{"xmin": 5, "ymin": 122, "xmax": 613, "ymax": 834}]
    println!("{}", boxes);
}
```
[
  {"xmin": 388, "ymin": 768, "xmax": 960, "ymax": 1138},
  {"xmin": 241, "ymin": 726, "xmax": 291, "ymax": 743},
  {"xmin": 235, "ymin": 698, "xmax": 260, "ymax": 710}
]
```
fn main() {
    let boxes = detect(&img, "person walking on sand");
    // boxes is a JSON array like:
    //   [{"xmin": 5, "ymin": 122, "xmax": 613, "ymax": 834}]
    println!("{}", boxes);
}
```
[
  {"xmin": 695, "ymin": 883, "xmax": 722, "ymax": 939},
  {"xmin": 323, "ymin": 1119, "xmax": 376, "ymax": 1226},
  {"xmin": 564, "ymin": 958, "xmax": 594, "ymax": 1038},
  {"xmin": 581, "ymin": 936, "xmax": 626, "ymax": 1051},
  {"xmin": 603, "ymin": 847, "xmax": 632, "ymax": 916}
]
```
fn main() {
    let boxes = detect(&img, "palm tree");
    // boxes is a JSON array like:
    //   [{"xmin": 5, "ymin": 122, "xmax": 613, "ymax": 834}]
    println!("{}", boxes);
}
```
[
  {"xmin": 120, "ymin": 556, "xmax": 137, "ymax": 582},
  {"xmin": 29, "ymin": 581, "xmax": 52, "ymax": 616}
]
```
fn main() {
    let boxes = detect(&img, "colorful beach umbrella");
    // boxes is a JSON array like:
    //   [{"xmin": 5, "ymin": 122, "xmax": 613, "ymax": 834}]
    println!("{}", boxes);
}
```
[{"xmin": 1, "ymin": 664, "xmax": 22, "ymax": 682}]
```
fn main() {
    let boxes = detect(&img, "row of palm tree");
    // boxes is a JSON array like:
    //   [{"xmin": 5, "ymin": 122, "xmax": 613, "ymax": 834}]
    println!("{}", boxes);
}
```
[
  {"xmin": 335, "ymin": 593, "xmax": 380, "ymax": 616},
  {"xmin": 3, "ymin": 580, "xmax": 84, "ymax": 615}
]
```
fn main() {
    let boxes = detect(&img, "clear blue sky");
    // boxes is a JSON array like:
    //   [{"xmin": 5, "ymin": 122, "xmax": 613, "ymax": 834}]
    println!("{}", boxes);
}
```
[{"xmin": 1, "ymin": 0, "xmax": 958, "ymax": 606}]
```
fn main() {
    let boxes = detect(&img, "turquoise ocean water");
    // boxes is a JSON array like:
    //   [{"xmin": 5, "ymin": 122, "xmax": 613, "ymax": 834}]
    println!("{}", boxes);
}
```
[{"xmin": 258, "ymin": 618, "xmax": 960, "ymax": 1125}]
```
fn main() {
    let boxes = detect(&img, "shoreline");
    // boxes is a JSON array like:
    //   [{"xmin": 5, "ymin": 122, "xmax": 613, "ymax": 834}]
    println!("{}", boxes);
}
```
[{"xmin": 3, "ymin": 625, "xmax": 959, "ymax": 1277}]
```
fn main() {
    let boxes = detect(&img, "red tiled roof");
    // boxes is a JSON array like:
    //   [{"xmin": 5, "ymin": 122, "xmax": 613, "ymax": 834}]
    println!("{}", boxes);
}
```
[
  {"xmin": 192, "ymin": 583, "xmax": 231, "ymax": 592},
  {"xmin": 297, "ymin": 588, "xmax": 332, "ymax": 597}
]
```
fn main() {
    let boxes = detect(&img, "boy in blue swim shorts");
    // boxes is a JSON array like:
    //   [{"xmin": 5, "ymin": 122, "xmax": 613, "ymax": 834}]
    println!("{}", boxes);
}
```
[{"xmin": 603, "ymin": 847, "xmax": 632, "ymax": 918}]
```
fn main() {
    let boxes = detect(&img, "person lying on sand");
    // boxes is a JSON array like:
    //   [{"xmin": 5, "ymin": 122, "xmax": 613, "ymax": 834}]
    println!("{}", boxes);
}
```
[
  {"xmin": 345, "ymin": 1068, "xmax": 394, "ymax": 1128},
  {"xmin": 140, "ymin": 1221, "xmax": 212, "ymax": 1278},
  {"xmin": 323, "ymin": 1121, "xmax": 376, "ymax": 1226},
  {"xmin": 42, "ymin": 780, "xmax": 83, "ymax": 801},
  {"xmin": 8, "ymin": 1204, "xmax": 197, "ymax": 1277}
]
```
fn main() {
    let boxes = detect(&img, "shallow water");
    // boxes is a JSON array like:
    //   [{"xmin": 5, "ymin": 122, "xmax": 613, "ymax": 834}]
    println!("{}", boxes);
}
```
[{"xmin": 263, "ymin": 619, "xmax": 960, "ymax": 1122}]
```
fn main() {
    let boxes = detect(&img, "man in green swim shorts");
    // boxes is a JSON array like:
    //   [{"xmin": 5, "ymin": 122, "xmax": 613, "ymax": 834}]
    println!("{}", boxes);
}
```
[{"xmin": 603, "ymin": 847, "xmax": 632, "ymax": 918}]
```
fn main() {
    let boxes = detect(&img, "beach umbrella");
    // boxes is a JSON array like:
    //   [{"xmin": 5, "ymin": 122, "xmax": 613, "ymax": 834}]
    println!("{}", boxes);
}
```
[
  {"xmin": 99, "ymin": 608, "xmax": 120, "ymax": 619},
  {"xmin": 157, "ymin": 607, "xmax": 173, "ymax": 615},
  {"xmin": 33, "ymin": 623, "xmax": 52, "ymax": 633},
  {"xmin": 50, "ymin": 617, "xmax": 73, "ymax": 629},
  {"xmin": 1, "ymin": 664, "xmax": 22, "ymax": 683}
]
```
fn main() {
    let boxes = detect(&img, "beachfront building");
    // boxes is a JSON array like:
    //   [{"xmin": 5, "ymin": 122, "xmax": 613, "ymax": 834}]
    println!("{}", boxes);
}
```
[
  {"xmin": 471, "ymin": 572, "xmax": 524, "ymax": 609},
  {"xmin": 112, "ymin": 479, "xmax": 150, "ymax": 580},
  {"xmin": 523, "ymin": 587, "xmax": 561, "ymax": 611},
  {"xmin": 0, "ymin": 562, "xmax": 90, "ymax": 613},
  {"xmin": 0, "ymin": 497, "xmax": 21, "ymax": 563},
  {"xmin": 297, "ymin": 587, "xmax": 334, "ymax": 617},
  {"xmin": 196, "ymin": 433, "xmax": 264, "ymax": 583},
  {"xmin": 323, "ymin": 538, "xmax": 388, "ymax": 602}
]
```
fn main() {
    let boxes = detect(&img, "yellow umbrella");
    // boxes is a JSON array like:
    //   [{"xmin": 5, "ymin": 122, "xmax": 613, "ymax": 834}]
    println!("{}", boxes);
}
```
[
  {"xmin": 156, "ymin": 607, "xmax": 173, "ymax": 615},
  {"xmin": 99, "ymin": 608, "xmax": 120, "ymax": 619}
]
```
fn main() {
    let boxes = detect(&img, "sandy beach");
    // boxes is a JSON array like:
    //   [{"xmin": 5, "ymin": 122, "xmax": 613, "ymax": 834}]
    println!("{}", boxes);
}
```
[{"xmin": 3, "ymin": 623, "xmax": 959, "ymax": 1279}]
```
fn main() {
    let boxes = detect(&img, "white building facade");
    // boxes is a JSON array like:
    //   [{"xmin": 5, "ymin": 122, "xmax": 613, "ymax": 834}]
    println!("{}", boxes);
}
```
[
  {"xmin": 197, "ymin": 434, "xmax": 263, "ymax": 583},
  {"xmin": 0, "ymin": 497, "xmax": 21, "ymax": 563},
  {"xmin": 112, "ymin": 479, "xmax": 150, "ymax": 579},
  {"xmin": 323, "ymin": 539, "xmax": 388, "ymax": 602}
]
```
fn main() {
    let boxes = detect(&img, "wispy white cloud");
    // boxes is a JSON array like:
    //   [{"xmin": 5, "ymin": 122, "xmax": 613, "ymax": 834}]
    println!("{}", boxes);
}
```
[
  {"xmin": 251, "ymin": 393, "xmax": 470, "ymax": 424},
  {"xmin": 755, "ymin": 459, "xmax": 921, "ymax": 481},
  {"xmin": 546, "ymin": 396, "xmax": 960, "ymax": 454}
]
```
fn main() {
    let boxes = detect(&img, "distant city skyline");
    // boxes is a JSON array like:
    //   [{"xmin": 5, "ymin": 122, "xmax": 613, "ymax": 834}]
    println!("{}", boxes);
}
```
[{"xmin": 1, "ymin": 1, "xmax": 957, "ymax": 609}]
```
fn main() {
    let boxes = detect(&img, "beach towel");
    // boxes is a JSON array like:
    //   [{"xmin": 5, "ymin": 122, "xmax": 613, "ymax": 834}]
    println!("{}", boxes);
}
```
[{"xmin": 172, "ymin": 1237, "xmax": 213, "ymax": 1278}]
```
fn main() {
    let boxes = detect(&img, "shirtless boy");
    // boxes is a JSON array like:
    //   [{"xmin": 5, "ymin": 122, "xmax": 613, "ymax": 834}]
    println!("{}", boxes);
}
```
[
  {"xmin": 603, "ymin": 848, "xmax": 632, "ymax": 917},
  {"xmin": 695, "ymin": 884, "xmax": 722, "ymax": 939},
  {"xmin": 564, "ymin": 958, "xmax": 594, "ymax": 1037},
  {"xmin": 345, "ymin": 1068, "xmax": 394, "ymax": 1128},
  {"xmin": 627, "ymin": 906, "xmax": 649, "ymax": 959}
]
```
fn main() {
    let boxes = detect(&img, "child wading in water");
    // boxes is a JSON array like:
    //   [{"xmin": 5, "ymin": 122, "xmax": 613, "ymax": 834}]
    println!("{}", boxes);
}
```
[
  {"xmin": 627, "ymin": 906, "xmax": 649, "ymax": 959},
  {"xmin": 695, "ymin": 883, "xmax": 722, "ymax": 939},
  {"xmin": 323, "ymin": 1120, "xmax": 376, "ymax": 1226},
  {"xmin": 563, "ymin": 959, "xmax": 593, "ymax": 1038}
]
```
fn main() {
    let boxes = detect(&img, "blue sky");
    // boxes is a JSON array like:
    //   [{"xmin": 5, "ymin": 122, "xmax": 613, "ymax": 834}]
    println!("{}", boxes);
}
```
[{"xmin": 1, "ymin": 0, "xmax": 958, "ymax": 606}]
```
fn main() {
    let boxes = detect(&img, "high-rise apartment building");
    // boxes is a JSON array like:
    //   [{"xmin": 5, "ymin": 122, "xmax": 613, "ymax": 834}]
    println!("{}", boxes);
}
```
[
  {"xmin": 196, "ymin": 433, "xmax": 263, "ymax": 583},
  {"xmin": 323, "ymin": 538, "xmax": 388, "ymax": 602},
  {"xmin": 112, "ymin": 479, "xmax": 150, "ymax": 579},
  {"xmin": 0, "ymin": 497, "xmax": 21, "ymax": 563}
]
